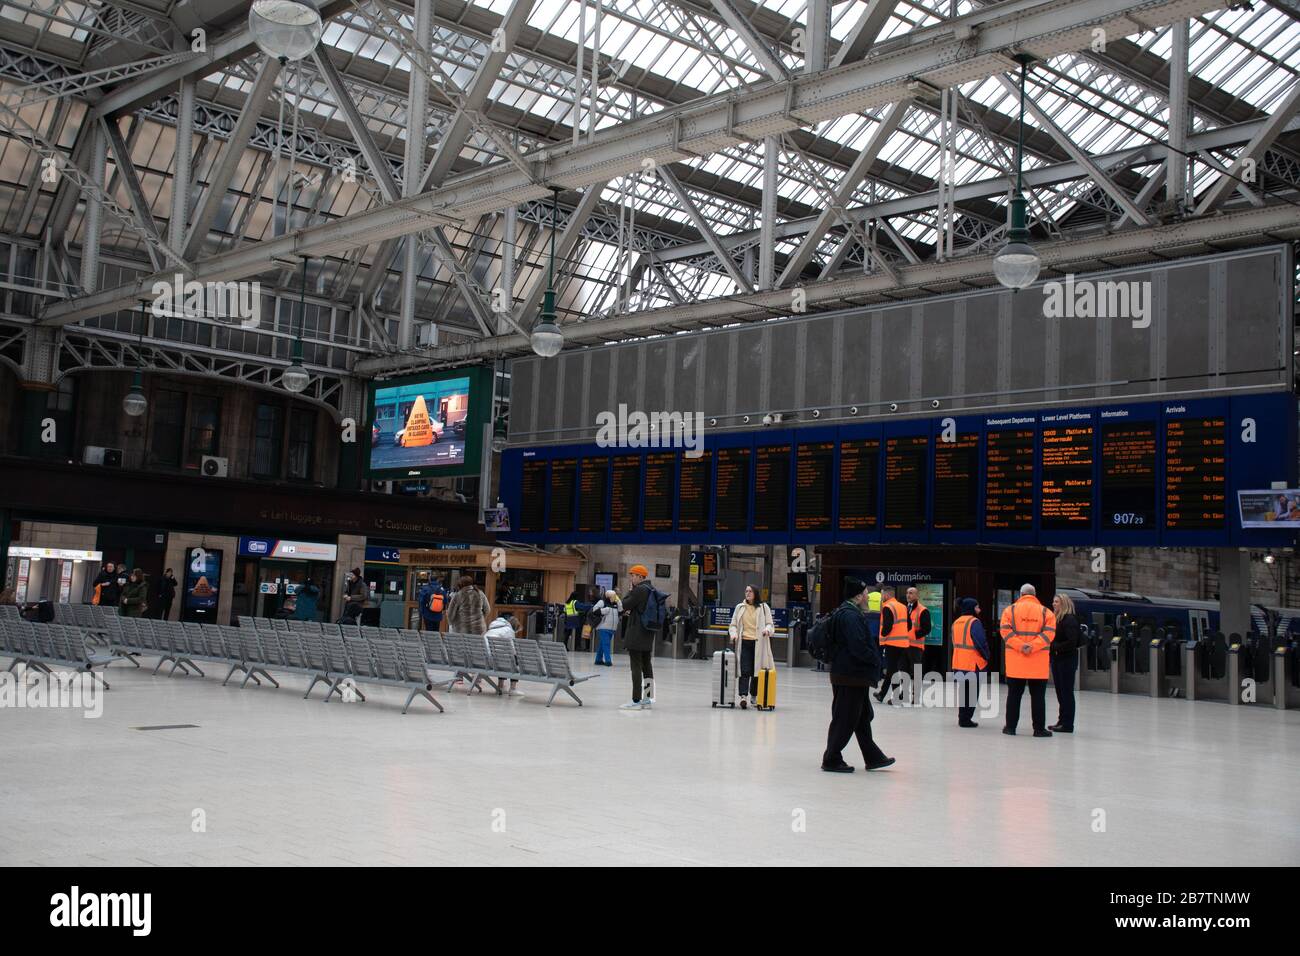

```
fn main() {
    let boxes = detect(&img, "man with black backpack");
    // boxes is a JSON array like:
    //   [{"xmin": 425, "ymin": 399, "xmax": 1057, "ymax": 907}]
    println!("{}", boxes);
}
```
[
  {"xmin": 816, "ymin": 578, "xmax": 895, "ymax": 774},
  {"xmin": 619, "ymin": 564, "xmax": 667, "ymax": 710}
]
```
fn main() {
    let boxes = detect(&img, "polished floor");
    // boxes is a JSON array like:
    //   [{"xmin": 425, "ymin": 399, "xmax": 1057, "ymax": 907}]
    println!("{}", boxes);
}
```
[{"xmin": 2, "ymin": 654, "xmax": 1297, "ymax": 866}]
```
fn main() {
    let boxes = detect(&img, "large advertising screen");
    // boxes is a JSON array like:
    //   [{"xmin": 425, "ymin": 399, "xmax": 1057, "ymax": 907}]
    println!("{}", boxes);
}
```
[
  {"xmin": 366, "ymin": 365, "xmax": 492, "ymax": 480},
  {"xmin": 182, "ymin": 546, "xmax": 222, "ymax": 623}
]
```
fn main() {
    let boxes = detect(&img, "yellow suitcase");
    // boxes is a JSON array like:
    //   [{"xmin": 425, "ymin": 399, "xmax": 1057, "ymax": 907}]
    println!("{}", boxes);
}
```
[{"xmin": 755, "ymin": 668, "xmax": 777, "ymax": 711}]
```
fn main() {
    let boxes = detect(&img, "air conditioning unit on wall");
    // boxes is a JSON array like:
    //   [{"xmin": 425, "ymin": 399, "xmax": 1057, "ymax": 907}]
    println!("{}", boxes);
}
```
[
  {"xmin": 201, "ymin": 455, "xmax": 229, "ymax": 478},
  {"xmin": 83, "ymin": 446, "xmax": 123, "ymax": 468}
]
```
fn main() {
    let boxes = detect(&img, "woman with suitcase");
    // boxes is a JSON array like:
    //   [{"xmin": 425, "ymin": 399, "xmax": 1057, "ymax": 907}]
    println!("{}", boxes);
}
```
[{"xmin": 728, "ymin": 585, "xmax": 776, "ymax": 709}]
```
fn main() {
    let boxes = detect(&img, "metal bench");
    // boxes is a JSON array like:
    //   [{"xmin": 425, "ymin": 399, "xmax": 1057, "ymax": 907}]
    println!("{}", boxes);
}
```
[{"xmin": 0, "ymin": 621, "xmax": 114, "ymax": 688}]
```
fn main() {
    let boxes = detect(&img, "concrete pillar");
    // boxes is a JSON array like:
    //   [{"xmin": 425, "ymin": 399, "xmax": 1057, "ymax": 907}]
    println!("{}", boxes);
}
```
[{"xmin": 1218, "ymin": 548, "xmax": 1252, "ymax": 638}]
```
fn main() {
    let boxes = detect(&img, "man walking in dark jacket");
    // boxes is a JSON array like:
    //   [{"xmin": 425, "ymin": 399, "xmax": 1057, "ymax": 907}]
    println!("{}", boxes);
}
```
[
  {"xmin": 823, "ymin": 578, "xmax": 896, "ymax": 773},
  {"xmin": 619, "ymin": 564, "xmax": 659, "ymax": 710}
]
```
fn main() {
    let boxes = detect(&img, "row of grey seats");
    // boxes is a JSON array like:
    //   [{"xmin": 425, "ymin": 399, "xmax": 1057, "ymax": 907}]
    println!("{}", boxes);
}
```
[
  {"xmin": 239, "ymin": 616, "xmax": 597, "ymax": 707},
  {"xmin": 0, "ymin": 619, "xmax": 115, "ymax": 687},
  {"xmin": 112, "ymin": 616, "xmax": 447, "ymax": 713}
]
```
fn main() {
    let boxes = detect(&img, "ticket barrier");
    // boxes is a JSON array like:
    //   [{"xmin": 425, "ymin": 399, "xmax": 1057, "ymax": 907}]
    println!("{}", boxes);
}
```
[
  {"xmin": 788, "ymin": 616, "xmax": 810, "ymax": 668},
  {"xmin": 1080, "ymin": 625, "xmax": 1113, "ymax": 692},
  {"xmin": 1107, "ymin": 625, "xmax": 1153, "ymax": 696},
  {"xmin": 1185, "ymin": 631, "xmax": 1230, "ymax": 702}
]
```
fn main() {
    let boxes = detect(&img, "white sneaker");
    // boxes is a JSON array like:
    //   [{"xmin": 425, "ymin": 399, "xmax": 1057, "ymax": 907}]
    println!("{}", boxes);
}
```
[
  {"xmin": 642, "ymin": 697, "xmax": 654, "ymax": 709},
  {"xmin": 620, "ymin": 700, "xmax": 643, "ymax": 710}
]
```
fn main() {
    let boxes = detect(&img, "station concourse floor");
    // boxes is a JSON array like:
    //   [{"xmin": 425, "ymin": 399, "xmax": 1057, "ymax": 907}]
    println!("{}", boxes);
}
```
[{"xmin": 2, "ymin": 656, "xmax": 1297, "ymax": 867}]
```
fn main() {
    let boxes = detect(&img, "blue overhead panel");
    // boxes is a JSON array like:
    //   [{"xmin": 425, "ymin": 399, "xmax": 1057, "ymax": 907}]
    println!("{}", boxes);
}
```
[{"xmin": 498, "ymin": 392, "xmax": 1297, "ymax": 549}]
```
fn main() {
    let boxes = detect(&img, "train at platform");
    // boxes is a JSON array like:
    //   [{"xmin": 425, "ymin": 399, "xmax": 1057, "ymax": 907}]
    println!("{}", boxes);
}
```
[{"xmin": 1057, "ymin": 587, "xmax": 1300, "ymax": 642}]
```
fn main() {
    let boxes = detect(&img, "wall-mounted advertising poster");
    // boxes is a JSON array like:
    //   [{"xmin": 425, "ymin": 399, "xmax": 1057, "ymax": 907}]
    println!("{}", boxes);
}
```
[
  {"xmin": 1238, "ymin": 489, "xmax": 1300, "ymax": 529},
  {"xmin": 182, "ymin": 547, "xmax": 222, "ymax": 622}
]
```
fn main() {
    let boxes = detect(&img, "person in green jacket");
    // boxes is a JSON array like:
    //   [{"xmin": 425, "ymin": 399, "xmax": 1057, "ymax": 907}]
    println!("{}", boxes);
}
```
[{"xmin": 119, "ymin": 568, "xmax": 150, "ymax": 618}]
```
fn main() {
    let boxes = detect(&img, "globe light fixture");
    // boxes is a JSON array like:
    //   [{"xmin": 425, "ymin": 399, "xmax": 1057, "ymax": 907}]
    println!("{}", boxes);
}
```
[
  {"xmin": 123, "ymin": 299, "xmax": 149, "ymax": 416},
  {"xmin": 530, "ymin": 186, "xmax": 565, "ymax": 358},
  {"xmin": 122, "ymin": 370, "xmax": 148, "ymax": 416},
  {"xmin": 283, "ymin": 256, "xmax": 311, "ymax": 393},
  {"xmin": 248, "ymin": 0, "xmax": 323, "ymax": 62},
  {"xmin": 994, "ymin": 54, "xmax": 1041, "ymax": 291}
]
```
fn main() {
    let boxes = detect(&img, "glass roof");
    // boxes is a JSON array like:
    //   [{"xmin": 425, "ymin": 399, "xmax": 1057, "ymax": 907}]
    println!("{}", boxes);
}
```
[{"xmin": 0, "ymin": 0, "xmax": 1294, "ymax": 343}]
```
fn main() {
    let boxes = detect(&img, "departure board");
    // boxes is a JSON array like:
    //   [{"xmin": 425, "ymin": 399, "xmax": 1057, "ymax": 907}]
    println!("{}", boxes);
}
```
[
  {"xmin": 795, "ymin": 442, "xmax": 835, "ymax": 531},
  {"xmin": 519, "ymin": 458, "xmax": 547, "ymax": 532},
  {"xmin": 1101, "ymin": 421, "xmax": 1157, "ymax": 530},
  {"xmin": 643, "ymin": 453, "xmax": 675, "ymax": 532},
  {"xmin": 548, "ymin": 458, "xmax": 577, "ymax": 532},
  {"xmin": 933, "ymin": 432, "xmax": 979, "ymax": 530},
  {"xmin": 985, "ymin": 429, "xmax": 1035, "ymax": 530},
  {"xmin": 714, "ymin": 448, "xmax": 752, "ymax": 532},
  {"xmin": 578, "ymin": 458, "xmax": 608, "ymax": 533},
  {"xmin": 610, "ymin": 455, "xmax": 641, "ymax": 533},
  {"xmin": 1165, "ymin": 417, "xmax": 1227, "ymax": 529},
  {"xmin": 1041, "ymin": 425, "xmax": 1094, "ymax": 529},
  {"xmin": 884, "ymin": 436, "xmax": 928, "ymax": 530},
  {"xmin": 753, "ymin": 446, "xmax": 791, "ymax": 532},
  {"xmin": 838, "ymin": 438, "xmax": 880, "ymax": 530},
  {"xmin": 677, "ymin": 450, "xmax": 712, "ymax": 532}
]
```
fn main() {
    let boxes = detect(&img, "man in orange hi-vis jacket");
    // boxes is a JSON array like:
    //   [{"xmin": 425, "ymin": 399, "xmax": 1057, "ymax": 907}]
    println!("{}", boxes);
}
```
[{"xmin": 999, "ymin": 584, "xmax": 1056, "ymax": 737}]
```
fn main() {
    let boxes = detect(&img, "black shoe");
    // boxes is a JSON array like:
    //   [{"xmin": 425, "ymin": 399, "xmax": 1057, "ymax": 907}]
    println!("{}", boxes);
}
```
[
  {"xmin": 1002, "ymin": 727, "xmax": 1016, "ymax": 736},
  {"xmin": 958, "ymin": 720, "xmax": 979, "ymax": 728},
  {"xmin": 1033, "ymin": 729, "xmax": 1053, "ymax": 738},
  {"xmin": 1051, "ymin": 725, "xmax": 1072, "ymax": 733},
  {"xmin": 821, "ymin": 762, "xmax": 855, "ymax": 773},
  {"xmin": 865, "ymin": 756, "xmax": 896, "ymax": 771},
  {"xmin": 872, "ymin": 692, "xmax": 885, "ymax": 703}
]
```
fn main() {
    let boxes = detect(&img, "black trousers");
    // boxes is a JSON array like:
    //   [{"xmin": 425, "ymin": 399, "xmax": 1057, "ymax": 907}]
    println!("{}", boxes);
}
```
[
  {"xmin": 738, "ymin": 639, "xmax": 757, "ymax": 697},
  {"xmin": 877, "ymin": 645, "xmax": 912, "ymax": 701},
  {"xmin": 629, "ymin": 648, "xmax": 654, "ymax": 702},
  {"xmin": 954, "ymin": 670, "xmax": 980, "ymax": 724},
  {"xmin": 1051, "ymin": 654, "xmax": 1078, "ymax": 730},
  {"xmin": 823, "ymin": 684, "xmax": 886, "ymax": 768},
  {"xmin": 1004, "ymin": 677, "xmax": 1048, "ymax": 733}
]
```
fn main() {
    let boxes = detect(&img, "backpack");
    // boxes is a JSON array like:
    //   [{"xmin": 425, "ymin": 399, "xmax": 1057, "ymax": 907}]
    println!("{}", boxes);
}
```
[
  {"xmin": 427, "ymin": 588, "xmax": 445, "ymax": 615},
  {"xmin": 587, "ymin": 605, "xmax": 604, "ymax": 626},
  {"xmin": 640, "ymin": 587, "xmax": 669, "ymax": 631},
  {"xmin": 806, "ymin": 611, "xmax": 838, "ymax": 663}
]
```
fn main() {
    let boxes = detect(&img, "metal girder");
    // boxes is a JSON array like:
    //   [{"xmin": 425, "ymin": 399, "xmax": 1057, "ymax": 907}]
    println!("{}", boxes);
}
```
[
  {"xmin": 4, "ymin": 52, "xmax": 199, "ymax": 110},
  {"xmin": 170, "ymin": 76, "xmax": 197, "ymax": 251},
  {"xmin": 88, "ymin": 1, "xmax": 352, "ymax": 118},
  {"xmin": 1167, "ymin": 18, "xmax": 1190, "ymax": 208},
  {"xmin": 758, "ymin": 136, "xmax": 777, "ymax": 290},
  {"xmin": 776, "ymin": 100, "xmax": 909, "ymax": 287},
  {"xmin": 37, "ymin": 0, "xmax": 1231, "ymax": 327},
  {"xmin": 1195, "ymin": 80, "xmax": 1300, "ymax": 216},
  {"xmin": 102, "ymin": 117, "xmax": 165, "ymax": 272},
  {"xmin": 995, "ymin": 72, "xmax": 1151, "ymax": 227},
  {"xmin": 829, "ymin": 0, "xmax": 901, "ymax": 69},
  {"xmin": 369, "ymin": 203, "xmax": 1300, "ymax": 371},
  {"xmin": 658, "ymin": 166, "xmax": 753, "ymax": 292},
  {"xmin": 0, "ymin": 96, "xmax": 190, "ymax": 277},
  {"xmin": 706, "ymin": 0, "xmax": 789, "ymax": 82},
  {"xmin": 421, "ymin": 0, "xmax": 539, "ymax": 192},
  {"xmin": 186, "ymin": 56, "xmax": 282, "ymax": 260},
  {"xmin": 658, "ymin": 112, "xmax": 1300, "ymax": 264}
]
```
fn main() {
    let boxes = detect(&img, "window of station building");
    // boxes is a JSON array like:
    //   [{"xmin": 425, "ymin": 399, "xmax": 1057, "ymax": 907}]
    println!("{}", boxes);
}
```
[
  {"xmin": 252, "ymin": 403, "xmax": 285, "ymax": 478},
  {"xmin": 149, "ymin": 388, "xmax": 187, "ymax": 467},
  {"xmin": 286, "ymin": 407, "xmax": 316, "ymax": 480},
  {"xmin": 495, "ymin": 568, "xmax": 544, "ymax": 606},
  {"xmin": 185, "ymin": 394, "xmax": 221, "ymax": 468}
]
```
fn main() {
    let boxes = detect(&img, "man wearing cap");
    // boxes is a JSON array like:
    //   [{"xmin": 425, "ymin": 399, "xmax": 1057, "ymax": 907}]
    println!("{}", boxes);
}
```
[
  {"xmin": 619, "ymin": 564, "xmax": 659, "ymax": 709},
  {"xmin": 822, "ymin": 578, "xmax": 895, "ymax": 774}
]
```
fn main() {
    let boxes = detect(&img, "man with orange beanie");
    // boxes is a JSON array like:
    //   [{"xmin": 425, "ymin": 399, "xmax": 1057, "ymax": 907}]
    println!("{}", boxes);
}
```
[{"xmin": 619, "ymin": 564, "xmax": 665, "ymax": 709}]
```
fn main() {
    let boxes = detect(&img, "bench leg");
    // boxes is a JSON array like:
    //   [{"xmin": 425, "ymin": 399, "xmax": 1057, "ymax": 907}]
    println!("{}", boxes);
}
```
[
  {"xmin": 89, "ymin": 669, "xmax": 110, "ymax": 691},
  {"xmin": 402, "ymin": 687, "xmax": 445, "ymax": 714},
  {"xmin": 151, "ymin": 655, "xmax": 173, "ymax": 676},
  {"xmin": 240, "ymin": 668, "xmax": 258, "ymax": 689},
  {"xmin": 546, "ymin": 683, "xmax": 561, "ymax": 707},
  {"xmin": 303, "ymin": 673, "xmax": 329, "ymax": 699},
  {"xmin": 253, "ymin": 668, "xmax": 279, "ymax": 688},
  {"xmin": 114, "ymin": 651, "xmax": 142, "ymax": 668},
  {"xmin": 221, "ymin": 663, "xmax": 243, "ymax": 686},
  {"xmin": 181, "ymin": 657, "xmax": 205, "ymax": 678}
]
